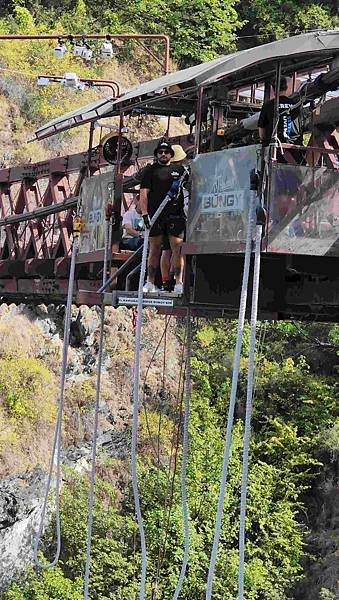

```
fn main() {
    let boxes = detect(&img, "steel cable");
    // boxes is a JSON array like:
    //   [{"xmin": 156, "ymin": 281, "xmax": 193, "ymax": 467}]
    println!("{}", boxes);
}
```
[
  {"xmin": 33, "ymin": 235, "xmax": 78, "ymax": 569},
  {"xmin": 205, "ymin": 189, "xmax": 257, "ymax": 599},
  {"xmin": 173, "ymin": 309, "xmax": 192, "ymax": 600},
  {"xmin": 238, "ymin": 221, "xmax": 262, "ymax": 600},
  {"xmin": 132, "ymin": 173, "xmax": 190, "ymax": 599},
  {"xmin": 83, "ymin": 218, "xmax": 110, "ymax": 600}
]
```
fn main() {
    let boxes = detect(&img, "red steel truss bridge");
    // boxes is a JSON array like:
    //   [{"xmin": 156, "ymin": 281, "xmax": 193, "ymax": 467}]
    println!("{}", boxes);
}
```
[
  {"xmin": 0, "ymin": 133, "xmax": 194, "ymax": 306},
  {"xmin": 0, "ymin": 150, "xmax": 120, "ymax": 304}
]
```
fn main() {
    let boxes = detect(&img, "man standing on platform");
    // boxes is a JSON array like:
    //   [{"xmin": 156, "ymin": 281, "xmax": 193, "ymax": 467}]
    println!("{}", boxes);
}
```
[{"xmin": 140, "ymin": 141, "xmax": 186, "ymax": 295}]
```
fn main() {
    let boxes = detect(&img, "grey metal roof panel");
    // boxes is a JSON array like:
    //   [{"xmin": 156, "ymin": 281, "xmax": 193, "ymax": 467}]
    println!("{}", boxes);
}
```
[
  {"xmin": 114, "ymin": 31, "xmax": 339, "ymax": 104},
  {"xmin": 32, "ymin": 96, "xmax": 114, "ymax": 140}
]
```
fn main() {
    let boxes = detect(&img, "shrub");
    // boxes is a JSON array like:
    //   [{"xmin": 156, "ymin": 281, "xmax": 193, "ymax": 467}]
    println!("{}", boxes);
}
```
[{"xmin": 0, "ymin": 356, "xmax": 56, "ymax": 421}]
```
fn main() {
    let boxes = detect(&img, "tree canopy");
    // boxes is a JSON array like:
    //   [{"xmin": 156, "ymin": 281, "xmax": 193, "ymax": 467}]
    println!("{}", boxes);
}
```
[{"xmin": 0, "ymin": 0, "xmax": 337, "ymax": 66}]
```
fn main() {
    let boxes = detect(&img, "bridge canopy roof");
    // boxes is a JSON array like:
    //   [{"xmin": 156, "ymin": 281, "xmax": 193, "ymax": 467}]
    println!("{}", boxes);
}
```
[{"xmin": 32, "ymin": 30, "xmax": 339, "ymax": 141}]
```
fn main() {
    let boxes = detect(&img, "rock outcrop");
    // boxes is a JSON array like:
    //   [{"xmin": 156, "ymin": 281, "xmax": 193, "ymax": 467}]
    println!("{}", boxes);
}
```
[
  {"xmin": 0, "ymin": 302, "xmax": 182, "ymax": 590},
  {"xmin": 0, "ymin": 468, "xmax": 48, "ymax": 591}
]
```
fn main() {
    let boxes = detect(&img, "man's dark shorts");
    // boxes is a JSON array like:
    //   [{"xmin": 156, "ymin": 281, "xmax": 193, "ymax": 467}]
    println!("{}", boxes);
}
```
[{"xmin": 150, "ymin": 215, "xmax": 186, "ymax": 240}]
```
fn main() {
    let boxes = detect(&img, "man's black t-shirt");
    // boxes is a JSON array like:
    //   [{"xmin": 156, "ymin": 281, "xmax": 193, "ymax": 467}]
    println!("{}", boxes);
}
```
[
  {"xmin": 258, "ymin": 96, "xmax": 302, "ymax": 146},
  {"xmin": 140, "ymin": 162, "xmax": 185, "ymax": 218}
]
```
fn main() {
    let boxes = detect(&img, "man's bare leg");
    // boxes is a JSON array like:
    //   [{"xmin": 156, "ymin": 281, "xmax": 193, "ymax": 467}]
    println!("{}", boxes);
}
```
[
  {"xmin": 147, "ymin": 235, "xmax": 162, "ymax": 283},
  {"xmin": 160, "ymin": 249, "xmax": 172, "ymax": 283},
  {"xmin": 169, "ymin": 236, "xmax": 184, "ymax": 284}
]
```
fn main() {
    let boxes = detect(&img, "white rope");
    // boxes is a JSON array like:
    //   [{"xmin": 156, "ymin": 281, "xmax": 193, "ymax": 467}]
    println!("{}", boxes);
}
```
[
  {"xmin": 83, "ymin": 218, "xmax": 110, "ymax": 600},
  {"xmin": 205, "ymin": 189, "xmax": 257, "ymax": 599},
  {"xmin": 132, "ymin": 174, "xmax": 188, "ymax": 599},
  {"xmin": 173, "ymin": 309, "xmax": 191, "ymax": 600},
  {"xmin": 33, "ymin": 235, "xmax": 79, "ymax": 569},
  {"xmin": 238, "ymin": 220, "xmax": 262, "ymax": 600}
]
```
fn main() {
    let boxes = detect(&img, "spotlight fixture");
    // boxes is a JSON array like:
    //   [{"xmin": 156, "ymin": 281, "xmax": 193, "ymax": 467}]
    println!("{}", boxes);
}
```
[
  {"xmin": 37, "ymin": 76, "xmax": 50, "ymax": 86},
  {"xmin": 62, "ymin": 72, "xmax": 80, "ymax": 88},
  {"xmin": 73, "ymin": 39, "xmax": 93, "ymax": 61},
  {"xmin": 54, "ymin": 39, "xmax": 67, "ymax": 58},
  {"xmin": 101, "ymin": 34, "xmax": 114, "ymax": 58},
  {"xmin": 73, "ymin": 41, "xmax": 85, "ymax": 57},
  {"xmin": 81, "ymin": 43, "xmax": 93, "ymax": 61}
]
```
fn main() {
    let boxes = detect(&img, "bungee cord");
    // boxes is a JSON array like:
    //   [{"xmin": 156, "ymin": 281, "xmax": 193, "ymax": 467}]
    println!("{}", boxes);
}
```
[
  {"xmin": 238, "ymin": 213, "xmax": 263, "ymax": 600},
  {"xmin": 132, "ymin": 171, "xmax": 189, "ymax": 599},
  {"xmin": 142, "ymin": 316, "xmax": 172, "ymax": 465},
  {"xmin": 173, "ymin": 309, "xmax": 192, "ymax": 600},
  {"xmin": 155, "ymin": 325, "xmax": 187, "ymax": 588},
  {"xmin": 83, "ymin": 217, "xmax": 110, "ymax": 600},
  {"xmin": 205, "ymin": 183, "xmax": 257, "ymax": 599},
  {"xmin": 34, "ymin": 224, "xmax": 80, "ymax": 569},
  {"xmin": 33, "ymin": 159, "xmax": 263, "ymax": 599}
]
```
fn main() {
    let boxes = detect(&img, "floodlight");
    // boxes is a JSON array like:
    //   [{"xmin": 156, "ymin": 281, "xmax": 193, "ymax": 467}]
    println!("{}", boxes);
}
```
[
  {"xmin": 37, "ymin": 76, "xmax": 50, "ymax": 86},
  {"xmin": 54, "ymin": 40, "xmax": 67, "ymax": 58},
  {"xmin": 63, "ymin": 72, "xmax": 79, "ymax": 88},
  {"xmin": 73, "ymin": 43, "xmax": 85, "ymax": 57},
  {"xmin": 101, "ymin": 41, "xmax": 113, "ymax": 59},
  {"xmin": 81, "ymin": 46, "xmax": 93, "ymax": 61}
]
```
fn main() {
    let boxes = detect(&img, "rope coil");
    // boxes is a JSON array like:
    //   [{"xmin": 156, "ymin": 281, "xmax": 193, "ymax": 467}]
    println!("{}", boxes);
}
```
[
  {"xmin": 34, "ymin": 233, "xmax": 79, "ymax": 569},
  {"xmin": 83, "ymin": 217, "xmax": 110, "ymax": 600},
  {"xmin": 205, "ymin": 188, "xmax": 257, "ymax": 599},
  {"xmin": 238, "ymin": 220, "xmax": 263, "ymax": 600},
  {"xmin": 173, "ymin": 309, "xmax": 191, "ymax": 600},
  {"xmin": 132, "ymin": 171, "xmax": 190, "ymax": 600}
]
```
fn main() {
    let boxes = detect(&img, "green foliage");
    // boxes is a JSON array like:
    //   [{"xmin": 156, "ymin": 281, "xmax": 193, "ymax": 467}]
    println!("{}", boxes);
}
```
[
  {"xmin": 328, "ymin": 324, "xmax": 339, "ymax": 347},
  {"xmin": 0, "ymin": 356, "xmax": 56, "ymax": 420},
  {"xmin": 0, "ymin": 0, "xmax": 242, "ymax": 69},
  {"xmin": 3, "ymin": 471, "xmax": 138, "ymax": 600},
  {"xmin": 319, "ymin": 589, "xmax": 336, "ymax": 600},
  {"xmin": 317, "ymin": 420, "xmax": 339, "ymax": 459},
  {"xmin": 238, "ymin": 0, "xmax": 337, "ymax": 41},
  {"xmin": 2, "ymin": 319, "xmax": 338, "ymax": 598},
  {"xmin": 3, "ymin": 567, "xmax": 83, "ymax": 599},
  {"xmin": 56, "ymin": 472, "xmax": 138, "ymax": 599}
]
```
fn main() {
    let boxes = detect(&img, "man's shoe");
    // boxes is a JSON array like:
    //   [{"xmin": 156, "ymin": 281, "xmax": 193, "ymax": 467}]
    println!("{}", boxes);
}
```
[
  {"xmin": 173, "ymin": 282, "xmax": 183, "ymax": 295},
  {"xmin": 143, "ymin": 281, "xmax": 159, "ymax": 294},
  {"xmin": 161, "ymin": 280, "xmax": 172, "ymax": 293}
]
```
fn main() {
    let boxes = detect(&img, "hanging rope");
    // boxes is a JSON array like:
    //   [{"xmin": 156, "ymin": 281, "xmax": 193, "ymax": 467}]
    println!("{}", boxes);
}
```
[
  {"xmin": 34, "ymin": 219, "xmax": 81, "ymax": 569},
  {"xmin": 83, "ymin": 217, "xmax": 110, "ymax": 600},
  {"xmin": 154, "ymin": 322, "xmax": 187, "ymax": 592},
  {"xmin": 173, "ymin": 308, "xmax": 192, "ymax": 600},
  {"xmin": 238, "ymin": 216, "xmax": 263, "ymax": 600},
  {"xmin": 205, "ymin": 185, "xmax": 257, "ymax": 599},
  {"xmin": 132, "ymin": 170, "xmax": 190, "ymax": 600},
  {"xmin": 142, "ymin": 316, "xmax": 172, "ymax": 465}
]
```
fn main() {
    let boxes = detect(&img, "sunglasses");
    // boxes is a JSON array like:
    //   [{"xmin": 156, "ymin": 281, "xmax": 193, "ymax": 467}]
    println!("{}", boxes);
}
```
[{"xmin": 158, "ymin": 149, "xmax": 171, "ymax": 154}]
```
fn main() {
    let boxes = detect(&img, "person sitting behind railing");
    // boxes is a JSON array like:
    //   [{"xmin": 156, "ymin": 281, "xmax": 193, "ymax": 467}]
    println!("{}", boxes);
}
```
[
  {"xmin": 120, "ymin": 196, "xmax": 144, "ymax": 251},
  {"xmin": 258, "ymin": 76, "xmax": 303, "ymax": 164}
]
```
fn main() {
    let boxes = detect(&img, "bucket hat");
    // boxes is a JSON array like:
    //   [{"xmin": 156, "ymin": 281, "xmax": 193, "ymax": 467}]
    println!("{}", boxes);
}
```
[{"xmin": 171, "ymin": 144, "xmax": 187, "ymax": 162}]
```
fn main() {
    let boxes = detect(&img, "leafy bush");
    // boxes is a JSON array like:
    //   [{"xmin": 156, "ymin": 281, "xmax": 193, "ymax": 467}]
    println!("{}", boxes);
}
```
[{"xmin": 0, "ymin": 356, "xmax": 56, "ymax": 420}]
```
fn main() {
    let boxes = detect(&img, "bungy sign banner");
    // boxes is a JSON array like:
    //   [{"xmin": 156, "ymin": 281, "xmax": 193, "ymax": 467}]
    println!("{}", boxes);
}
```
[
  {"xmin": 187, "ymin": 145, "xmax": 261, "ymax": 245},
  {"xmin": 78, "ymin": 171, "xmax": 115, "ymax": 254}
]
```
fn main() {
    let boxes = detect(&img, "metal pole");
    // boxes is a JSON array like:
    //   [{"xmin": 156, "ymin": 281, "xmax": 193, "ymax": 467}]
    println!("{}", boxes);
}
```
[
  {"xmin": 163, "ymin": 35, "xmax": 170, "ymax": 74},
  {"xmin": 116, "ymin": 109, "xmax": 124, "ymax": 175},
  {"xmin": 87, "ymin": 121, "xmax": 95, "ymax": 177},
  {"xmin": 38, "ymin": 75, "xmax": 121, "ymax": 97},
  {"xmin": 194, "ymin": 86, "xmax": 204, "ymax": 156},
  {"xmin": 271, "ymin": 62, "xmax": 282, "ymax": 162}
]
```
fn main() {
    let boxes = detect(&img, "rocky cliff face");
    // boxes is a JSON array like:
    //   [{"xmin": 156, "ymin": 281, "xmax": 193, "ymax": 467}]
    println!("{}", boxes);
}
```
[
  {"xmin": 293, "ymin": 448, "xmax": 339, "ymax": 600},
  {"xmin": 0, "ymin": 303, "xmax": 181, "ymax": 590},
  {"xmin": 0, "ymin": 469, "xmax": 48, "ymax": 590}
]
